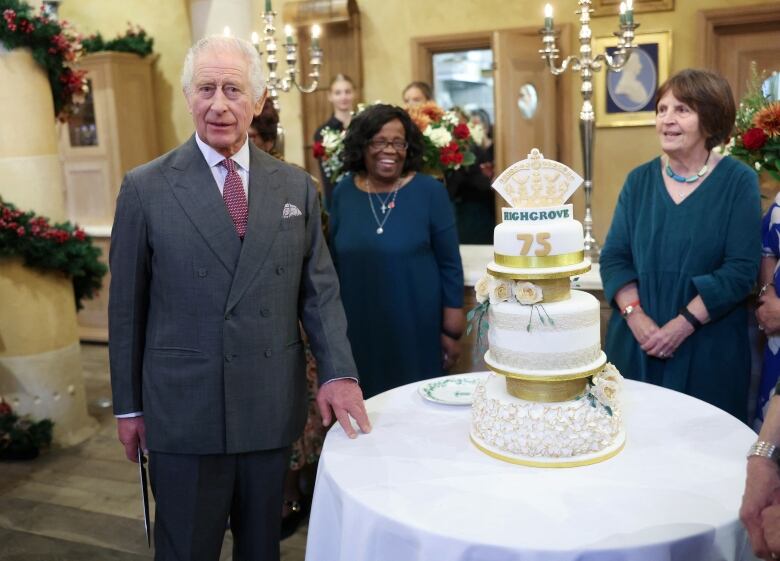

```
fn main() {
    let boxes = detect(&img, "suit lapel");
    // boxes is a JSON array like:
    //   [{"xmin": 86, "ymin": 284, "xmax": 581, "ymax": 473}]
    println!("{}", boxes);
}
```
[
  {"xmin": 164, "ymin": 137, "xmax": 241, "ymax": 275},
  {"xmin": 226, "ymin": 145, "xmax": 284, "ymax": 311}
]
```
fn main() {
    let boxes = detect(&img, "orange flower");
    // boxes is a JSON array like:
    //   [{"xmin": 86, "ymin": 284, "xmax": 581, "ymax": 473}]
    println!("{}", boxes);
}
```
[
  {"xmin": 405, "ymin": 101, "xmax": 446, "ymax": 132},
  {"xmin": 754, "ymin": 102, "xmax": 780, "ymax": 137}
]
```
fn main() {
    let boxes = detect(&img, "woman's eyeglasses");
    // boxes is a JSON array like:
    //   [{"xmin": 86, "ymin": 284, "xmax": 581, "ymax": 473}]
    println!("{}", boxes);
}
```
[{"xmin": 367, "ymin": 139, "xmax": 408, "ymax": 152}]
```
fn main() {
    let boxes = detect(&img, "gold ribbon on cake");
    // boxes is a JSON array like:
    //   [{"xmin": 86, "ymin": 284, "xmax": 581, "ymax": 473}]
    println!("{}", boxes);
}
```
[
  {"xmin": 494, "ymin": 250, "xmax": 584, "ymax": 268},
  {"xmin": 505, "ymin": 377, "xmax": 587, "ymax": 402}
]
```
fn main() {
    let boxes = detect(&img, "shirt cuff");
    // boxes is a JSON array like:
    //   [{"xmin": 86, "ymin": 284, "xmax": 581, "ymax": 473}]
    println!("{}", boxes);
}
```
[
  {"xmin": 115, "ymin": 411, "xmax": 143, "ymax": 418},
  {"xmin": 321, "ymin": 376, "xmax": 358, "ymax": 386}
]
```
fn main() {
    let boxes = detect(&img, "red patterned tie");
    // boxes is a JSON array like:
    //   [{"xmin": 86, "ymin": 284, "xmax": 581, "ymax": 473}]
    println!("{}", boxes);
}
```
[{"xmin": 219, "ymin": 158, "xmax": 248, "ymax": 239}]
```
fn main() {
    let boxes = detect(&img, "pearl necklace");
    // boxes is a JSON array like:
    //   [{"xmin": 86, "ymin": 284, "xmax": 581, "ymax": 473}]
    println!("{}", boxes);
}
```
[
  {"xmin": 665, "ymin": 152, "xmax": 710, "ymax": 184},
  {"xmin": 366, "ymin": 177, "xmax": 401, "ymax": 235}
]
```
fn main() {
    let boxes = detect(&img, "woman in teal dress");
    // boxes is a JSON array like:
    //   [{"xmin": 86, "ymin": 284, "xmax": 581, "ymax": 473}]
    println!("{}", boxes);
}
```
[
  {"xmin": 329, "ymin": 104, "xmax": 465, "ymax": 398},
  {"xmin": 600, "ymin": 69, "xmax": 761, "ymax": 422}
]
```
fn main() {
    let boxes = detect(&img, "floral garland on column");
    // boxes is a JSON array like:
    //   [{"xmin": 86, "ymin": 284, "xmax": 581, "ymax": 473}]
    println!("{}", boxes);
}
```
[
  {"xmin": 0, "ymin": 0, "xmax": 87, "ymax": 120},
  {"xmin": 0, "ymin": 199, "xmax": 107, "ymax": 310}
]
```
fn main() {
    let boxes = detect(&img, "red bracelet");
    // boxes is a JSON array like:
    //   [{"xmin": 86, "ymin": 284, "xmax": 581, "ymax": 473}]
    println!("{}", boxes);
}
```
[{"xmin": 621, "ymin": 300, "xmax": 640, "ymax": 315}]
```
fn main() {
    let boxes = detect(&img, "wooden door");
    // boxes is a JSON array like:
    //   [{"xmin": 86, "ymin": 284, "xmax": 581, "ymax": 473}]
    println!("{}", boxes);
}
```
[
  {"xmin": 492, "ymin": 29, "xmax": 559, "ymax": 173},
  {"xmin": 700, "ymin": 4, "xmax": 780, "ymax": 99}
]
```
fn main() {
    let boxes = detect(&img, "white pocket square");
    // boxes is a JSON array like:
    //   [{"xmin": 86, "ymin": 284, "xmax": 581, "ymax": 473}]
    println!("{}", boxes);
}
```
[{"xmin": 282, "ymin": 203, "xmax": 302, "ymax": 218}]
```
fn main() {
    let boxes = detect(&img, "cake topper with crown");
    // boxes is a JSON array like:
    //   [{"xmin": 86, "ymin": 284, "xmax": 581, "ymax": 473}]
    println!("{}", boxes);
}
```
[{"xmin": 492, "ymin": 149, "xmax": 584, "ymax": 209}]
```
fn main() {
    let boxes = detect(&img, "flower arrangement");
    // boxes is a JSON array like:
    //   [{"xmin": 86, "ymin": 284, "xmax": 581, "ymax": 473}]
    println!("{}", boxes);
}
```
[
  {"xmin": 312, "ymin": 101, "xmax": 478, "ymax": 184},
  {"xmin": 0, "ymin": 398, "xmax": 53, "ymax": 460},
  {"xmin": 312, "ymin": 125, "xmax": 346, "ymax": 184},
  {"xmin": 0, "ymin": 0, "xmax": 88, "ymax": 120},
  {"xmin": 579, "ymin": 364, "xmax": 623, "ymax": 417},
  {"xmin": 726, "ymin": 63, "xmax": 780, "ymax": 181},
  {"xmin": 405, "ymin": 101, "xmax": 477, "ymax": 177},
  {"xmin": 0, "ymin": 199, "xmax": 107, "ymax": 310},
  {"xmin": 82, "ymin": 23, "xmax": 154, "ymax": 58}
]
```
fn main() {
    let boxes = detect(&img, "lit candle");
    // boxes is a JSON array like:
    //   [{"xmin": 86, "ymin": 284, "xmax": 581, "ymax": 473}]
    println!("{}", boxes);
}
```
[
  {"xmin": 265, "ymin": 0, "xmax": 272, "ymax": 13},
  {"xmin": 223, "ymin": 26, "xmax": 231, "ymax": 37},
  {"xmin": 284, "ymin": 24, "xmax": 294, "ymax": 45},
  {"xmin": 619, "ymin": 2, "xmax": 627, "ymax": 26},
  {"xmin": 625, "ymin": 0, "xmax": 634, "ymax": 25},
  {"xmin": 544, "ymin": 4, "xmax": 554, "ymax": 32},
  {"xmin": 311, "ymin": 24, "xmax": 321, "ymax": 49},
  {"xmin": 251, "ymin": 31, "xmax": 260, "ymax": 46}
]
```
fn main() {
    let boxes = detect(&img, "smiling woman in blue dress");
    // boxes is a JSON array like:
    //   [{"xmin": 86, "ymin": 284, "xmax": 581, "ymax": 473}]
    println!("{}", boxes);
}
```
[
  {"xmin": 329, "ymin": 104, "xmax": 465, "ymax": 399},
  {"xmin": 600, "ymin": 69, "xmax": 762, "ymax": 421}
]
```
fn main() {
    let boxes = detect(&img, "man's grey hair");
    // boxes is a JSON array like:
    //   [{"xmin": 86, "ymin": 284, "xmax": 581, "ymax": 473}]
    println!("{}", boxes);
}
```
[{"xmin": 181, "ymin": 35, "xmax": 266, "ymax": 102}]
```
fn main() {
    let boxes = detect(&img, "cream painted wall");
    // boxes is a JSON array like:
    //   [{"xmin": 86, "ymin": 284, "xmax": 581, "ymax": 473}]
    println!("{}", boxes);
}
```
[
  {"xmin": 60, "ymin": 0, "xmax": 193, "ymax": 153},
  {"xmin": 61, "ymin": 0, "xmax": 777, "ymax": 236},
  {"xmin": 355, "ymin": 0, "xmax": 779, "ymax": 244}
]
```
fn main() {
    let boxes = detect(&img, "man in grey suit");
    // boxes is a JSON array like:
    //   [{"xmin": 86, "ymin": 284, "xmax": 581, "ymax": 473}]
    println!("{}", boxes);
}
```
[{"xmin": 109, "ymin": 35, "xmax": 370, "ymax": 560}]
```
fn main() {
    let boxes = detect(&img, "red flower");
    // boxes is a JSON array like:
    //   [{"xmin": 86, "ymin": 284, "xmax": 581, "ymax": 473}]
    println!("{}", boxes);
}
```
[
  {"xmin": 0, "ymin": 400, "xmax": 12, "ymax": 416},
  {"xmin": 743, "ymin": 127, "xmax": 768, "ymax": 151},
  {"xmin": 453, "ymin": 123, "xmax": 470, "ymax": 140},
  {"xmin": 312, "ymin": 141, "xmax": 325, "ymax": 159},
  {"xmin": 74, "ymin": 229, "xmax": 86, "ymax": 241},
  {"xmin": 16, "ymin": 226, "xmax": 25, "ymax": 237}
]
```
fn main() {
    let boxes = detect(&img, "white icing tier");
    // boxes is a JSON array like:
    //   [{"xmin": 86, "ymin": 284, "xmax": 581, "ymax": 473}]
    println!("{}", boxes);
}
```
[
  {"xmin": 471, "ymin": 373, "xmax": 624, "ymax": 465},
  {"xmin": 488, "ymin": 290, "xmax": 601, "ymax": 372},
  {"xmin": 494, "ymin": 205, "xmax": 584, "ymax": 260}
]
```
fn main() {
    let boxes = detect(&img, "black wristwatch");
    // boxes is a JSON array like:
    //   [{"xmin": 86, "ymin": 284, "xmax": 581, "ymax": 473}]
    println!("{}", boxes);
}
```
[{"xmin": 679, "ymin": 306, "xmax": 702, "ymax": 330}]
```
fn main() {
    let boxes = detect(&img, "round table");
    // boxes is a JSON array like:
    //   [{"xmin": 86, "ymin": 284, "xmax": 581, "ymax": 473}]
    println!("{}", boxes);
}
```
[{"xmin": 305, "ymin": 375, "xmax": 758, "ymax": 561}]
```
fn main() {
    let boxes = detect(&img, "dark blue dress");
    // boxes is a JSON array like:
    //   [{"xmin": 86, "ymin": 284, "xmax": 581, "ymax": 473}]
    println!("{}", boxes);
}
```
[
  {"xmin": 600, "ymin": 156, "xmax": 761, "ymax": 422},
  {"xmin": 329, "ymin": 173, "xmax": 464, "ymax": 398}
]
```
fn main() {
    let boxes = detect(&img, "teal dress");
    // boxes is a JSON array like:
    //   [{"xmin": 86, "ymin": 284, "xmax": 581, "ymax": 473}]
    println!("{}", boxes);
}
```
[
  {"xmin": 600, "ymin": 156, "xmax": 761, "ymax": 421},
  {"xmin": 329, "ymin": 173, "xmax": 464, "ymax": 398}
]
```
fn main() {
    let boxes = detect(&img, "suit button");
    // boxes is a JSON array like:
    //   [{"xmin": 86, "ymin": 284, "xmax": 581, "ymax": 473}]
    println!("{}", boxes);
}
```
[
  {"xmin": 276, "ymin": 266, "xmax": 285, "ymax": 275},
  {"xmin": 197, "ymin": 268, "xmax": 207, "ymax": 278},
  {"xmin": 224, "ymin": 354, "xmax": 232, "ymax": 363},
  {"xmin": 260, "ymin": 308, "xmax": 270, "ymax": 317},
  {"xmin": 264, "ymin": 349, "xmax": 273, "ymax": 358}
]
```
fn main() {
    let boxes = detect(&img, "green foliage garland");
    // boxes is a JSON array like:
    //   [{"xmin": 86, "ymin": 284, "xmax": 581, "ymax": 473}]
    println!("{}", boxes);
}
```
[
  {"xmin": 0, "ymin": 399, "xmax": 53, "ymax": 460},
  {"xmin": 82, "ymin": 23, "xmax": 154, "ymax": 57},
  {"xmin": 0, "ymin": 199, "xmax": 107, "ymax": 310},
  {"xmin": 0, "ymin": 0, "xmax": 87, "ymax": 120}
]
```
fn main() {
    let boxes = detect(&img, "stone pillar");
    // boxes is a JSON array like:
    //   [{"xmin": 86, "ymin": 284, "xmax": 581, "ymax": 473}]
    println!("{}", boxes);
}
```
[{"xmin": 0, "ymin": 46, "xmax": 97, "ymax": 447}]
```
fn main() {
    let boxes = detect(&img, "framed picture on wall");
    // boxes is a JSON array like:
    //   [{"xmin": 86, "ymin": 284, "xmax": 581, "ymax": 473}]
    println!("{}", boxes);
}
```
[
  {"xmin": 594, "ymin": 0, "xmax": 674, "ymax": 15},
  {"xmin": 594, "ymin": 31, "xmax": 671, "ymax": 128}
]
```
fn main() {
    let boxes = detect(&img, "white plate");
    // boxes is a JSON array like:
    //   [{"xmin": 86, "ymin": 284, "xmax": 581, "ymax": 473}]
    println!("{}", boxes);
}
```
[{"xmin": 418, "ymin": 374, "xmax": 483, "ymax": 405}]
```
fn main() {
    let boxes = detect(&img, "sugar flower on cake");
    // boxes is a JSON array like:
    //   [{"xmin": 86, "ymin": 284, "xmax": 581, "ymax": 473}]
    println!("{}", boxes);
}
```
[
  {"xmin": 590, "ymin": 364, "xmax": 623, "ymax": 410},
  {"xmin": 474, "ymin": 274, "xmax": 493, "ymax": 304},
  {"xmin": 489, "ymin": 278, "xmax": 513, "ymax": 304},
  {"xmin": 514, "ymin": 281, "xmax": 543, "ymax": 305}
]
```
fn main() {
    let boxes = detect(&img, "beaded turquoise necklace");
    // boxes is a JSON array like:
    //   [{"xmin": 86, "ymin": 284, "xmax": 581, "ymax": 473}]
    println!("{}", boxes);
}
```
[{"xmin": 665, "ymin": 152, "xmax": 710, "ymax": 184}]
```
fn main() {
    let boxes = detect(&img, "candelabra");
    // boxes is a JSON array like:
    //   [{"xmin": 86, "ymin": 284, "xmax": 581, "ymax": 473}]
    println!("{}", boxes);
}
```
[
  {"xmin": 250, "ymin": 0, "xmax": 323, "ymax": 112},
  {"xmin": 540, "ymin": 0, "xmax": 639, "ymax": 259}
]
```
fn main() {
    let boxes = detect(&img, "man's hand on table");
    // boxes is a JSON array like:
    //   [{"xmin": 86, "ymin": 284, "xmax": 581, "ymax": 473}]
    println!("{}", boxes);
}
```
[{"xmin": 317, "ymin": 379, "xmax": 371, "ymax": 439}]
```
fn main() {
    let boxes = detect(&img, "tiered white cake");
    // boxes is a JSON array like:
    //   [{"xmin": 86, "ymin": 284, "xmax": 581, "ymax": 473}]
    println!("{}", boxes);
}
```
[{"xmin": 470, "ymin": 149, "xmax": 625, "ymax": 467}]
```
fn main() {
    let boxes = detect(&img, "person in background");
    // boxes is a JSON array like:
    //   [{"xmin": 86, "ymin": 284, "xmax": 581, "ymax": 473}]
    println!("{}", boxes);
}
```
[
  {"xmin": 755, "ymin": 194, "xmax": 780, "ymax": 428},
  {"xmin": 402, "ymin": 81, "xmax": 433, "ymax": 107},
  {"xmin": 249, "ymin": 103, "xmax": 326, "ymax": 539},
  {"xmin": 445, "ymin": 107, "xmax": 494, "ymax": 244},
  {"xmin": 599, "ymin": 68, "xmax": 761, "ymax": 422},
  {"xmin": 109, "ymin": 35, "xmax": 369, "ymax": 560},
  {"xmin": 314, "ymin": 74, "xmax": 356, "ymax": 207},
  {"xmin": 329, "ymin": 104, "xmax": 465, "ymax": 398}
]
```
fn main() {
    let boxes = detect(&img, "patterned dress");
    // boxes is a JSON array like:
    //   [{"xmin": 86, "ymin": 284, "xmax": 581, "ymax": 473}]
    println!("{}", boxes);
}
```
[{"xmin": 755, "ymin": 194, "xmax": 780, "ymax": 426}]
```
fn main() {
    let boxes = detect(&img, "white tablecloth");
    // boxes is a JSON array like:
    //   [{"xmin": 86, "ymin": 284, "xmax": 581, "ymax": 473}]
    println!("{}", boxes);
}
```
[{"xmin": 306, "ymin": 376, "xmax": 759, "ymax": 561}]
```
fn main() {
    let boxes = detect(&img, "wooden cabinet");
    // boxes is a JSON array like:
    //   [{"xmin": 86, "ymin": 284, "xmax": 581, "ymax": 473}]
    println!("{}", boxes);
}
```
[{"xmin": 58, "ymin": 51, "xmax": 159, "ymax": 341}]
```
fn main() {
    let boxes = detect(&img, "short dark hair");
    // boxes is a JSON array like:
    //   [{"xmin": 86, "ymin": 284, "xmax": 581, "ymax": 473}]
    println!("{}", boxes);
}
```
[
  {"xmin": 341, "ymin": 104, "xmax": 425, "ymax": 175},
  {"xmin": 250, "ymin": 102, "xmax": 279, "ymax": 143},
  {"xmin": 655, "ymin": 69, "xmax": 735, "ymax": 151},
  {"xmin": 403, "ymin": 81, "xmax": 433, "ymax": 102}
]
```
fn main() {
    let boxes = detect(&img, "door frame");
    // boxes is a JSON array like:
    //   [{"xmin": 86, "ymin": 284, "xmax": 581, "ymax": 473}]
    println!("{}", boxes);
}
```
[
  {"xmin": 409, "ymin": 26, "xmax": 573, "ymax": 173},
  {"xmin": 698, "ymin": 3, "xmax": 780, "ymax": 69}
]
